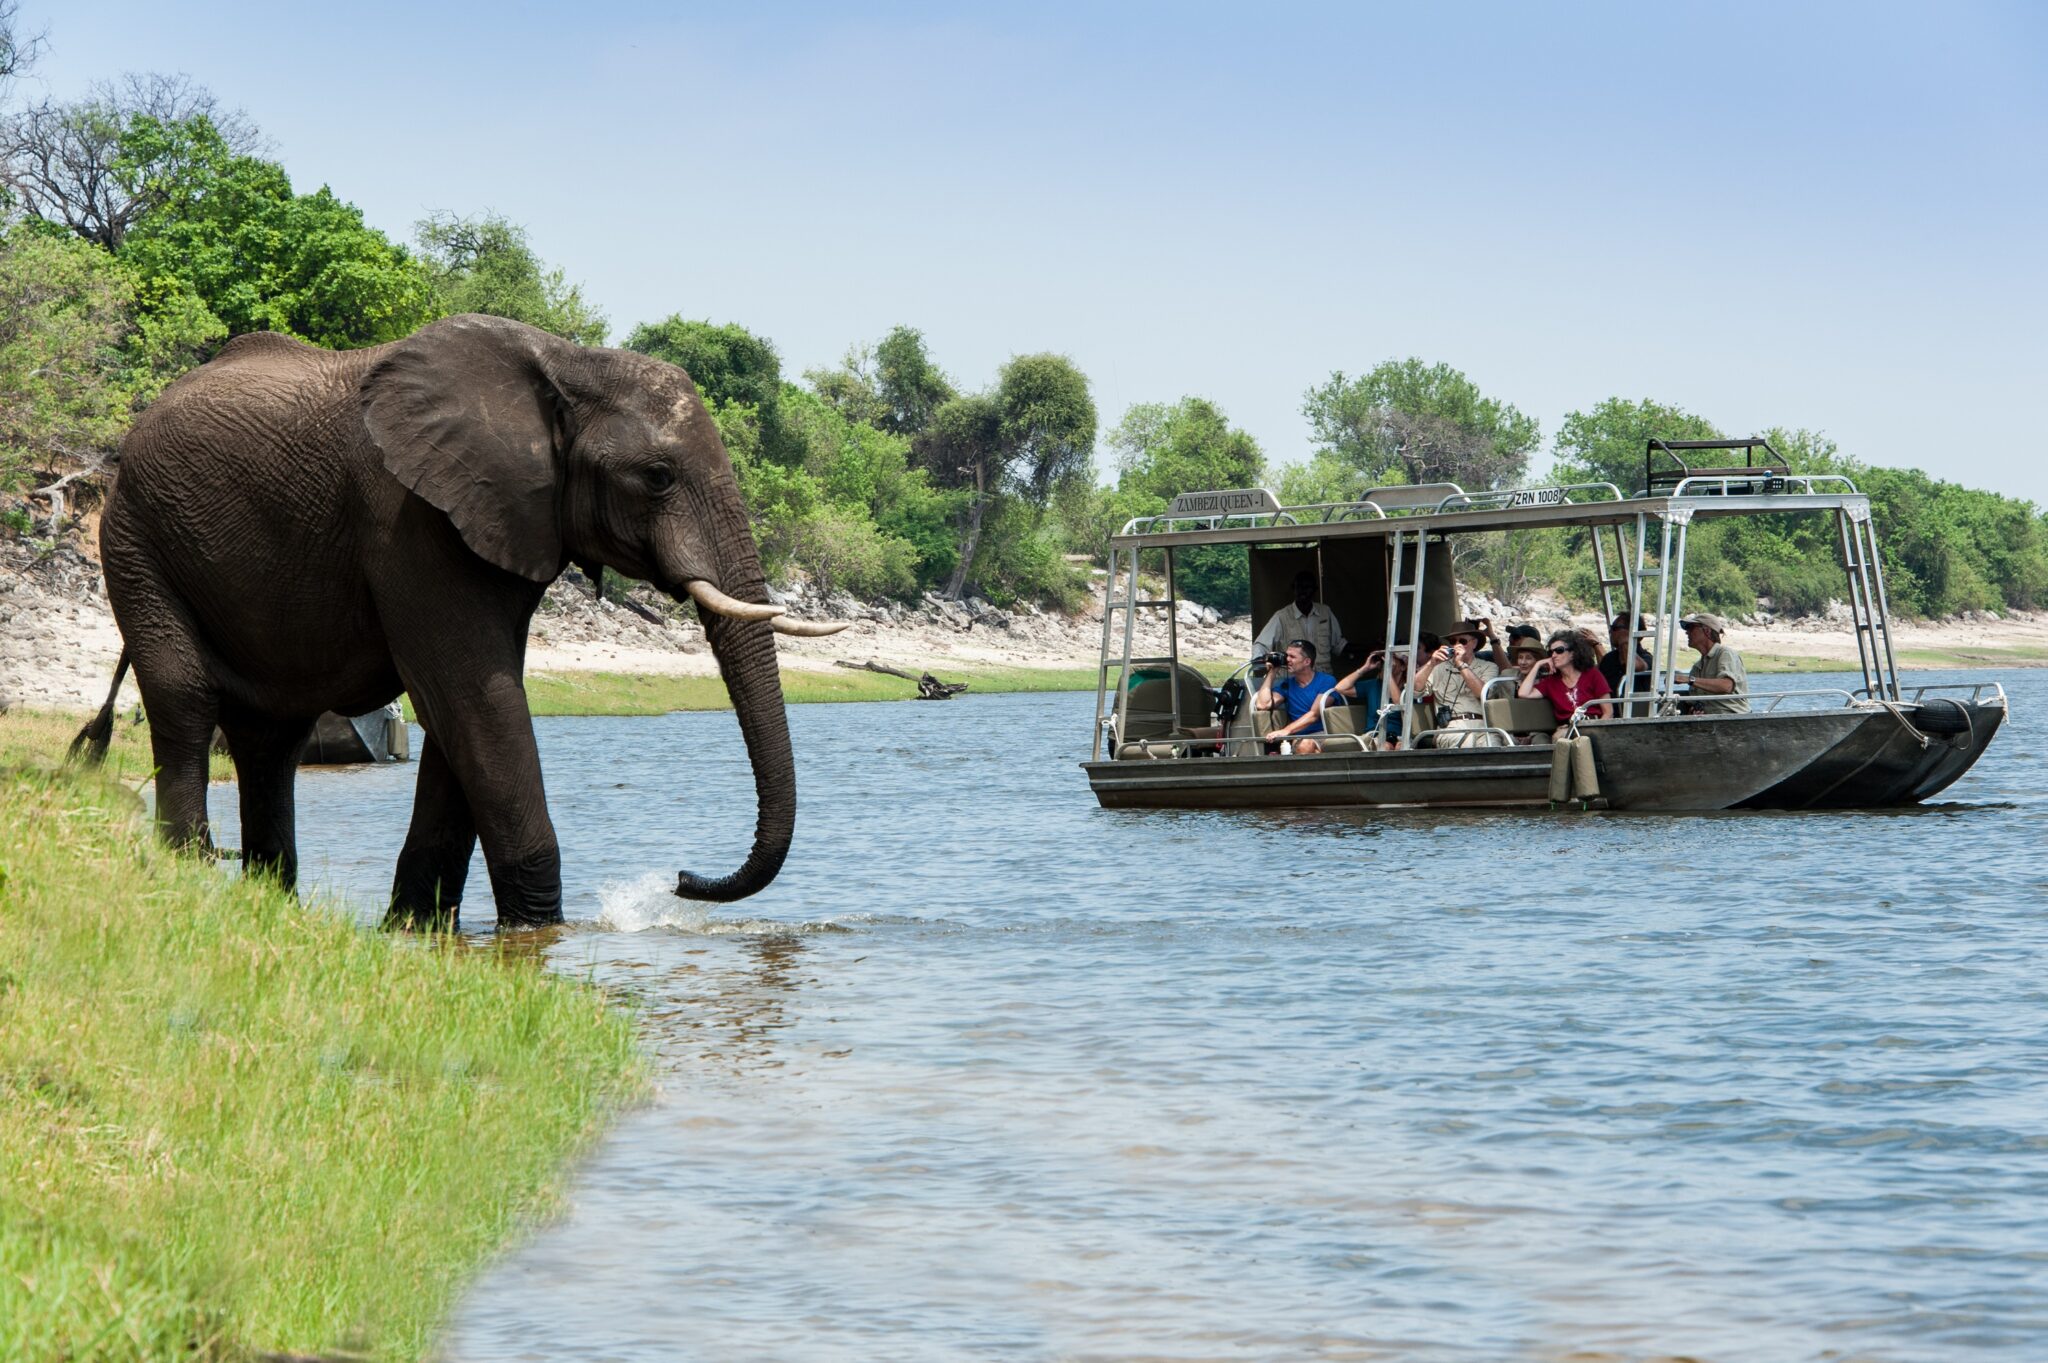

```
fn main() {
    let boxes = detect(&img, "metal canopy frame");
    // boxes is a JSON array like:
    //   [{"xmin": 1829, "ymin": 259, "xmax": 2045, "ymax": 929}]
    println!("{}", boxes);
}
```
[{"xmin": 1092, "ymin": 476, "xmax": 1904, "ymax": 758}]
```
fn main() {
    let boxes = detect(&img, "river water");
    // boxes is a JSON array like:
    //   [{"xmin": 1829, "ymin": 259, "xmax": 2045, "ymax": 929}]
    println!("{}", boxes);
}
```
[{"xmin": 210, "ymin": 670, "xmax": 2047, "ymax": 1361}]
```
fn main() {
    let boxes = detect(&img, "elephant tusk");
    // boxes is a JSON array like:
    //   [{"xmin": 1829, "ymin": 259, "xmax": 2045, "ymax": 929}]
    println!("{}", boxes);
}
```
[
  {"xmin": 770, "ymin": 615, "xmax": 849, "ymax": 637},
  {"xmin": 685, "ymin": 579, "xmax": 784, "ymax": 623}
]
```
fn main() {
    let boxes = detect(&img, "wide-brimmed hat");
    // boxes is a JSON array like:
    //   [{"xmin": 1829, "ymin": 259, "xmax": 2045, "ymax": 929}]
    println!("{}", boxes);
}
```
[
  {"xmin": 1509, "ymin": 636, "xmax": 1545, "ymax": 660},
  {"xmin": 1444, "ymin": 619, "xmax": 1487, "ymax": 640},
  {"xmin": 1680, "ymin": 611, "xmax": 1729, "ymax": 633}
]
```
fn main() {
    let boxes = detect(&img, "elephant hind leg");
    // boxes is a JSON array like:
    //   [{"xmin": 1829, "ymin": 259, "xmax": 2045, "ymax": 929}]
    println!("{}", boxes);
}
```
[
  {"xmin": 118, "ymin": 608, "xmax": 221, "ymax": 855},
  {"xmin": 386, "ymin": 733, "xmax": 478, "ymax": 931},
  {"xmin": 218, "ymin": 708, "xmax": 315, "ymax": 890}
]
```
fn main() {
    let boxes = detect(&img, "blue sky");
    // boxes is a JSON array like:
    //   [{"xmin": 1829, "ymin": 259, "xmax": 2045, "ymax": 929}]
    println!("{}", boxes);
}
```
[{"xmin": 21, "ymin": 2, "xmax": 2048, "ymax": 498}]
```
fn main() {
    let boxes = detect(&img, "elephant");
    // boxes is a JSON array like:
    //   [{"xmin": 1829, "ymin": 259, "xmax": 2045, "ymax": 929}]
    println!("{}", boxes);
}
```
[{"xmin": 73, "ymin": 313, "xmax": 840, "ymax": 926}]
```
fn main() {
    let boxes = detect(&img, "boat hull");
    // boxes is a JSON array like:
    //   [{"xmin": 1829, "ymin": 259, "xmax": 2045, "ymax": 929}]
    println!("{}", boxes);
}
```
[{"xmin": 1084, "ymin": 702, "xmax": 2003, "ymax": 812}]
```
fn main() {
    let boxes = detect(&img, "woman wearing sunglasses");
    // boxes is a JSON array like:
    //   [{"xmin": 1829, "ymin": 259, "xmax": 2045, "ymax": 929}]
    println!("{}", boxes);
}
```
[{"xmin": 1517, "ymin": 629, "xmax": 1613, "ymax": 739}]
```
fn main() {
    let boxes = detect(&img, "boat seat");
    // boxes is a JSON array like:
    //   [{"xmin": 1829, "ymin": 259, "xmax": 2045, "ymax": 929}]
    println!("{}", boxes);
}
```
[
  {"xmin": 1118, "ymin": 666, "xmax": 1217, "ymax": 743},
  {"xmin": 1484, "ymin": 695, "xmax": 1558, "ymax": 738}
]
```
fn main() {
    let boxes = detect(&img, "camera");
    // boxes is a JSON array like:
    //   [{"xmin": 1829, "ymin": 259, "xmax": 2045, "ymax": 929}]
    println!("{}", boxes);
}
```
[{"xmin": 1255, "ymin": 650, "xmax": 1288, "ymax": 669}]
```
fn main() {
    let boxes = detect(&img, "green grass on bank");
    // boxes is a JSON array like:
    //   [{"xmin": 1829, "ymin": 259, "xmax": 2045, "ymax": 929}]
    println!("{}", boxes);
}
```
[
  {"xmin": 516, "ymin": 661, "xmax": 1239, "ymax": 717},
  {"xmin": 0, "ymin": 707, "xmax": 235, "ymax": 782},
  {"xmin": 0, "ymin": 726, "xmax": 644, "ymax": 1361}
]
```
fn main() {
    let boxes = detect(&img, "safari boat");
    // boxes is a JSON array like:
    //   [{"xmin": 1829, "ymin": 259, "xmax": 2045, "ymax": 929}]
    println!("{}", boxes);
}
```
[{"xmin": 1083, "ymin": 439, "xmax": 2006, "ymax": 811}]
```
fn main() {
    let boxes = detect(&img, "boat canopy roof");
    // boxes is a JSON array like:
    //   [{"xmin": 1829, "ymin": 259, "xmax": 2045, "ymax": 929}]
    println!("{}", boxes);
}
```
[{"xmin": 1110, "ymin": 474, "xmax": 1870, "ymax": 550}]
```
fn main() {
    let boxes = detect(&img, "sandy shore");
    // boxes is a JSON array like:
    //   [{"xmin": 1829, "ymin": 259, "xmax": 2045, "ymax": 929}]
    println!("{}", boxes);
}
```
[{"xmin": 7, "ymin": 551, "xmax": 2046, "ymax": 715}]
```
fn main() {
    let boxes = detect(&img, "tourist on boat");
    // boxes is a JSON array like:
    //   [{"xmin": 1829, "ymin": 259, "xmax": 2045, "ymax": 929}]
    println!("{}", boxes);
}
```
[
  {"xmin": 1600, "ymin": 614, "xmax": 1655, "ymax": 694},
  {"xmin": 1506, "ymin": 635, "xmax": 1544, "ymax": 681},
  {"xmin": 1519, "ymin": 629, "xmax": 1614, "ymax": 736},
  {"xmin": 1676, "ymin": 613, "xmax": 1750, "ymax": 713},
  {"xmin": 1496, "ymin": 623, "xmax": 1541, "ymax": 667},
  {"xmin": 1414, "ymin": 620, "xmax": 1501, "ymax": 747},
  {"xmin": 1255, "ymin": 639, "xmax": 1339, "ymax": 754},
  {"xmin": 1330, "ymin": 647, "xmax": 1411, "ymax": 748},
  {"xmin": 1254, "ymin": 570, "xmax": 1347, "ymax": 671}
]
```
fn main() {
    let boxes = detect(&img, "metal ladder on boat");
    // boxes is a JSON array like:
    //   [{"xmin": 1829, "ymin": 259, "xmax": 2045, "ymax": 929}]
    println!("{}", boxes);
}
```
[
  {"xmin": 1837, "ymin": 505, "xmax": 1902, "ymax": 701},
  {"xmin": 1376, "ymin": 526, "xmax": 1429, "ymax": 740},
  {"xmin": 1590, "ymin": 519, "xmax": 1651, "ymax": 711},
  {"xmin": 1092, "ymin": 541, "xmax": 1182, "ymax": 758}
]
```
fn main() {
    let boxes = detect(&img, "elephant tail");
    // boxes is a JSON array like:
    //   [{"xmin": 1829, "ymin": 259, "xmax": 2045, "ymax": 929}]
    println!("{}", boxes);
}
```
[{"xmin": 69, "ymin": 650, "xmax": 131, "ymax": 768}]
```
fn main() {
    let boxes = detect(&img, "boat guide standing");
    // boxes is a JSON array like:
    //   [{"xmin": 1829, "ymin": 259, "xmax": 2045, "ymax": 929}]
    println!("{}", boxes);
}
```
[{"xmin": 1253, "ymin": 570, "xmax": 1347, "ymax": 674}]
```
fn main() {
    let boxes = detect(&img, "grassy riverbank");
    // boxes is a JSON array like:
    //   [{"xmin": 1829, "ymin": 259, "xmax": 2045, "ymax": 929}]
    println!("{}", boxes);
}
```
[
  {"xmin": 518, "ymin": 662, "xmax": 1195, "ymax": 716},
  {"xmin": 0, "ymin": 720, "xmax": 643, "ymax": 1361}
]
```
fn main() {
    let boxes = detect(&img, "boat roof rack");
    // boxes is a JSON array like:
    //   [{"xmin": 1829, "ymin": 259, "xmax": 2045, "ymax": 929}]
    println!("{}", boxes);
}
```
[
  {"xmin": 1114, "ymin": 463, "xmax": 1866, "ymax": 548},
  {"xmin": 1644, "ymin": 436, "xmax": 1789, "ymax": 496}
]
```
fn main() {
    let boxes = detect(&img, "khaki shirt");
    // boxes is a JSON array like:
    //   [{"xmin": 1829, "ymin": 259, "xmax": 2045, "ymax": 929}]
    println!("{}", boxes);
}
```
[
  {"xmin": 1689, "ymin": 641, "xmax": 1749, "ymax": 713},
  {"xmin": 1419, "ymin": 654, "xmax": 1498, "ymax": 720},
  {"xmin": 1255, "ymin": 602, "xmax": 1347, "ymax": 669}
]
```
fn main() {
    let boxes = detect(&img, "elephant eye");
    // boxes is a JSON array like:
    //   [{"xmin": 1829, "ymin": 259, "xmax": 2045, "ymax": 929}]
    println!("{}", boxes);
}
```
[{"xmin": 645, "ymin": 462, "xmax": 677, "ymax": 493}]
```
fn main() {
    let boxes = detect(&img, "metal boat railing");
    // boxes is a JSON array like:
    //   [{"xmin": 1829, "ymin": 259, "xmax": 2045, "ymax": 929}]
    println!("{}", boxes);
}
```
[
  {"xmin": 1093, "ymin": 458, "xmax": 1926, "ymax": 765},
  {"xmin": 1668, "ymin": 473, "xmax": 1861, "ymax": 498},
  {"xmin": 1434, "ymin": 482, "xmax": 1624, "ymax": 513},
  {"xmin": 1867, "ymin": 680, "xmax": 2009, "ymax": 708},
  {"xmin": 1560, "ymin": 686, "xmax": 1951, "ymax": 738}
]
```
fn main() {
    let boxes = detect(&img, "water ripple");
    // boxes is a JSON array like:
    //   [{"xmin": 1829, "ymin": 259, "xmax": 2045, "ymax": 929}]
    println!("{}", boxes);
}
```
[{"xmin": 205, "ymin": 670, "xmax": 2048, "ymax": 1361}]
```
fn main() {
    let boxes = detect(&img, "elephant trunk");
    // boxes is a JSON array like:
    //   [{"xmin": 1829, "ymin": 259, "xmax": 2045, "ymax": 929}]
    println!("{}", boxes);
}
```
[{"xmin": 664, "ymin": 519, "xmax": 795, "ymax": 904}]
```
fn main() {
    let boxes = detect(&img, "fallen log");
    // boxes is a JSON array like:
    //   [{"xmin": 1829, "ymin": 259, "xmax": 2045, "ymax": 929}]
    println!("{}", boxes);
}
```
[{"xmin": 834, "ymin": 658, "xmax": 970, "ymax": 700}]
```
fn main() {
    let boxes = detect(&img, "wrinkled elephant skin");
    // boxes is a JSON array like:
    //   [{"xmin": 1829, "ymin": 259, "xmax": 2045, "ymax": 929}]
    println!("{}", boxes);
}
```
[{"xmin": 91, "ymin": 315, "xmax": 796, "ymax": 926}]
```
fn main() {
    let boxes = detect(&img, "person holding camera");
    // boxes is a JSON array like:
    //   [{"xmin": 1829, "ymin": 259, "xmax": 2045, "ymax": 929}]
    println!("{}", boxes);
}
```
[
  {"xmin": 1254, "ymin": 639, "xmax": 1338, "ymax": 754},
  {"xmin": 1331, "ymin": 644, "xmax": 1414, "ymax": 748},
  {"xmin": 1518, "ymin": 628, "xmax": 1614, "ymax": 738},
  {"xmin": 1412, "ymin": 620, "xmax": 1500, "ymax": 747}
]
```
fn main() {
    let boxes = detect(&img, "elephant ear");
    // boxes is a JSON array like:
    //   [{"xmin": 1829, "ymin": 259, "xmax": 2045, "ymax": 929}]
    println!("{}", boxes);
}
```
[{"xmin": 361, "ymin": 316, "xmax": 569, "ymax": 583}]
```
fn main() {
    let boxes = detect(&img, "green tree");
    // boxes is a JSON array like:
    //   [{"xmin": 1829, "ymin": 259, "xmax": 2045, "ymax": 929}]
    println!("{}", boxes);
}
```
[
  {"xmin": 1303, "ymin": 358, "xmax": 1539, "ymax": 492},
  {"xmin": 0, "ymin": 223, "xmax": 222, "ymax": 491},
  {"xmin": 873, "ymin": 325, "xmax": 955, "ymax": 435},
  {"xmin": 804, "ymin": 342, "xmax": 889, "ymax": 429},
  {"xmin": 805, "ymin": 324, "xmax": 956, "ymax": 436},
  {"xmin": 779, "ymin": 384, "xmax": 959, "ymax": 595},
  {"xmin": 1550, "ymin": 396, "xmax": 1723, "ymax": 492},
  {"xmin": 624, "ymin": 316, "xmax": 797, "ymax": 460},
  {"xmin": 1099, "ymin": 396, "xmax": 1266, "ymax": 611},
  {"xmin": 116, "ymin": 116, "xmax": 433, "ymax": 348},
  {"xmin": 1, "ymin": 75, "xmax": 260, "ymax": 251},
  {"xmin": 916, "ymin": 352, "xmax": 1095, "ymax": 598},
  {"xmin": 415, "ymin": 212, "xmax": 606, "ymax": 345}
]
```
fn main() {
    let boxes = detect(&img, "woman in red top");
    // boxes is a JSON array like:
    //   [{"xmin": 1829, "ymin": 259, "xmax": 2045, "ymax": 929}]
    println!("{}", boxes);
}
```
[{"xmin": 1518, "ymin": 629, "xmax": 1613, "ymax": 735}]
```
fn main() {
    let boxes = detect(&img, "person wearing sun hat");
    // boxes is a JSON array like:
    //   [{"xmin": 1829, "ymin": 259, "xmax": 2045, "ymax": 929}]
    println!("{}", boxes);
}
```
[
  {"xmin": 1413, "ymin": 618, "xmax": 1501, "ymax": 747},
  {"xmin": 1505, "ymin": 632, "xmax": 1545, "ymax": 684},
  {"xmin": 1675, "ymin": 611, "xmax": 1749, "ymax": 714}
]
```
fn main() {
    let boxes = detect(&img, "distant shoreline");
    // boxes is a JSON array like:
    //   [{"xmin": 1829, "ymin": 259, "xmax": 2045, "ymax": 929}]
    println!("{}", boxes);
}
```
[{"xmin": 512, "ymin": 643, "xmax": 2046, "ymax": 717}]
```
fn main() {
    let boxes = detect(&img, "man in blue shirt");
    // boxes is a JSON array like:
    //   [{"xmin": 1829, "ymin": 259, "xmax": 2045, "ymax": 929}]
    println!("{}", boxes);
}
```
[{"xmin": 1254, "ymin": 638, "xmax": 1339, "ymax": 754}]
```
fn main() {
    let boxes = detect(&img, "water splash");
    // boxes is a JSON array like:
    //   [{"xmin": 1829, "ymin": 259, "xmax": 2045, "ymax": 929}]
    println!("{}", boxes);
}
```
[{"xmin": 590, "ymin": 871, "xmax": 843, "ymax": 936}]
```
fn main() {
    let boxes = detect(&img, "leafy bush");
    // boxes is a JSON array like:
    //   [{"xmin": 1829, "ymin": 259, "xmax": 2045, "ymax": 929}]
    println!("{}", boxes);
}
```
[{"xmin": 960, "ymin": 495, "xmax": 1086, "ymax": 609}]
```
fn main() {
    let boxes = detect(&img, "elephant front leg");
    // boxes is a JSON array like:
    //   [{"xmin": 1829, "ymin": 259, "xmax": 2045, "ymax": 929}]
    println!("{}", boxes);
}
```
[
  {"xmin": 388, "ymin": 734, "xmax": 479, "ymax": 929},
  {"xmin": 406, "ymin": 675, "xmax": 564, "ymax": 928}
]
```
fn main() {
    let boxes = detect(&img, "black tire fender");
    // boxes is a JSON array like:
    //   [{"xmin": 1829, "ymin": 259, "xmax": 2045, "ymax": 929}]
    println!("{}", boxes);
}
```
[{"xmin": 1911, "ymin": 699, "xmax": 1972, "ymax": 735}]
